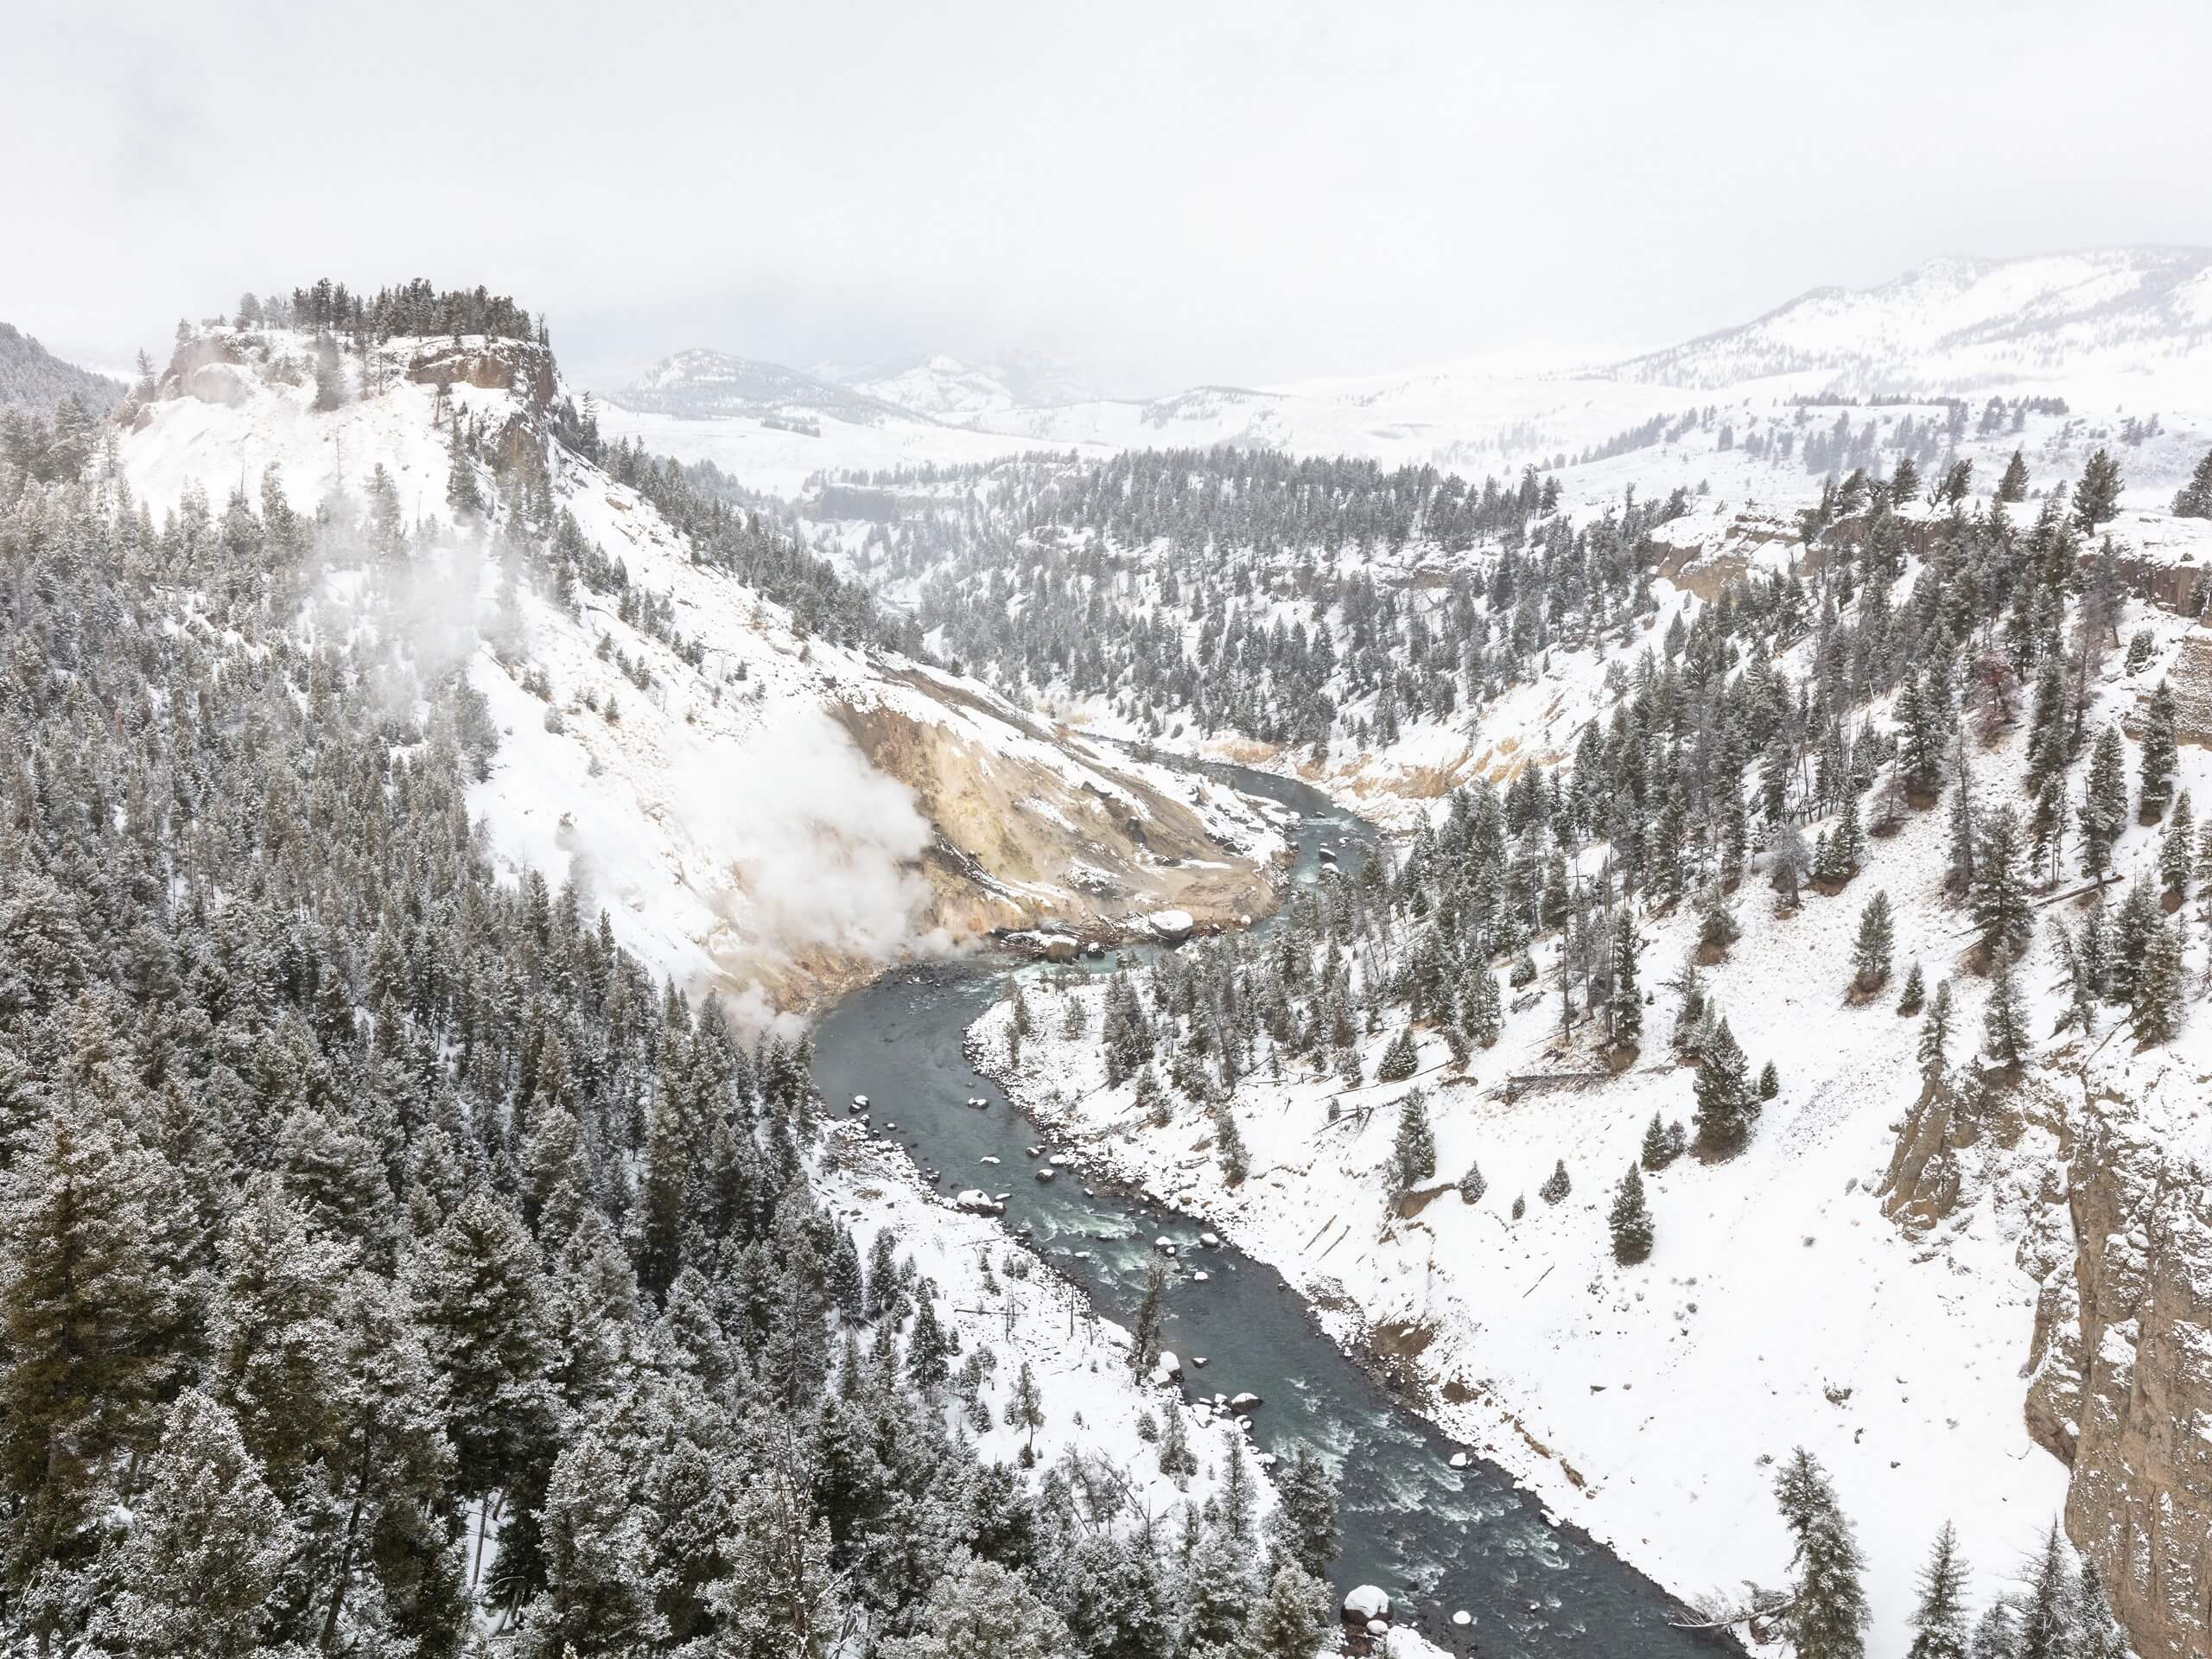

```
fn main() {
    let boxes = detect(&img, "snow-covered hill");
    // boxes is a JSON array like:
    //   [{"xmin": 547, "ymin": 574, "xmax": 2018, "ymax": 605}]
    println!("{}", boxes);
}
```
[
  {"xmin": 1612, "ymin": 247, "xmax": 2212, "ymax": 400},
  {"xmin": 116, "ymin": 321, "xmax": 1285, "ymax": 1017},
  {"xmin": 0, "ymin": 319, "xmax": 123, "ymax": 415}
]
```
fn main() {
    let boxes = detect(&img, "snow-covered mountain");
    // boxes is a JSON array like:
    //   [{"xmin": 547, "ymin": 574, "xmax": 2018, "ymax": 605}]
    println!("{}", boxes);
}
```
[
  {"xmin": 1610, "ymin": 245, "xmax": 2212, "ymax": 397},
  {"xmin": 608, "ymin": 346, "xmax": 911, "ymax": 423},
  {"xmin": 826, "ymin": 350, "xmax": 1108, "ymax": 422},
  {"xmin": 607, "ymin": 248, "xmax": 2212, "ymax": 505},
  {"xmin": 118, "ymin": 319, "xmax": 1284, "ymax": 1014}
]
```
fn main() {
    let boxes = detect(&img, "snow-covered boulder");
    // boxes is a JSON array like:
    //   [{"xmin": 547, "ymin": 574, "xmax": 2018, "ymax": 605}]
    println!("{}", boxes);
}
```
[
  {"xmin": 952, "ymin": 1190, "xmax": 1003, "ymax": 1216},
  {"xmin": 1149, "ymin": 909, "xmax": 1195, "ymax": 942},
  {"xmin": 1344, "ymin": 1586, "xmax": 1390, "ymax": 1624}
]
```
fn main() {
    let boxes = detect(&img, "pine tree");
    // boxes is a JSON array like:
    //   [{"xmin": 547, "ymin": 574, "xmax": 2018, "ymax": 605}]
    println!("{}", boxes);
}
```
[
  {"xmin": 87, "ymin": 1391, "xmax": 295, "ymax": 1659},
  {"xmin": 1971, "ymin": 808, "xmax": 2034, "ymax": 963},
  {"xmin": 1904, "ymin": 1521, "xmax": 1971, "ymax": 1659},
  {"xmin": 0, "ymin": 1104, "xmax": 185, "ymax": 1537},
  {"xmin": 1216, "ymin": 1105, "xmax": 1250, "ymax": 1184},
  {"xmin": 2133, "ymin": 913, "xmax": 2185, "ymax": 1045},
  {"xmin": 1376, "ymin": 1025, "xmax": 1420, "ymax": 1082},
  {"xmin": 1758, "ymin": 1059, "xmax": 1779, "ymax": 1099},
  {"xmin": 1391, "ymin": 1091, "xmax": 1436, "ymax": 1191},
  {"xmin": 1852, "ymin": 890, "xmax": 1895, "ymax": 992},
  {"xmin": 1898, "ymin": 960, "xmax": 1926, "ymax": 1016},
  {"xmin": 1919, "ymin": 980, "xmax": 1955, "ymax": 1077},
  {"xmin": 2163, "ymin": 790, "xmax": 2195, "ymax": 899},
  {"xmin": 406, "ymin": 1189, "xmax": 559, "ymax": 1497},
  {"xmin": 2015, "ymin": 1521, "xmax": 2070, "ymax": 1659},
  {"xmin": 1984, "ymin": 949, "xmax": 2031, "ymax": 1071},
  {"xmin": 1693, "ymin": 1016, "xmax": 1755, "ymax": 1155},
  {"xmin": 1244, "ymin": 1563, "xmax": 1332, "ymax": 1659},
  {"xmin": 2079, "ymin": 725, "xmax": 2129, "ymax": 876},
  {"xmin": 1997, "ymin": 448, "xmax": 2031, "ymax": 504},
  {"xmin": 2072, "ymin": 1557, "xmax": 2129, "ymax": 1659},
  {"xmin": 523, "ymin": 1432, "xmax": 664, "ymax": 1657},
  {"xmin": 1609, "ymin": 1164, "xmax": 1653, "ymax": 1264},
  {"xmin": 1641, "ymin": 1112, "xmax": 1678, "ymax": 1171},
  {"xmin": 1009, "ymin": 1358, "xmax": 1046, "ymax": 1458},
  {"xmin": 2174, "ymin": 444, "xmax": 2212, "ymax": 518},
  {"xmin": 1775, "ymin": 1446, "xmax": 1869, "ymax": 1659},
  {"xmin": 1898, "ymin": 671, "xmax": 1945, "ymax": 799},
  {"xmin": 2140, "ymin": 679, "xmax": 2179, "ymax": 818},
  {"xmin": 2074, "ymin": 447, "xmax": 2123, "ymax": 534},
  {"xmin": 1539, "ymin": 1159, "xmax": 1571, "ymax": 1204},
  {"xmin": 878, "ymin": 1552, "xmax": 1072, "ymax": 1659},
  {"xmin": 1268, "ymin": 1443, "xmax": 1339, "ymax": 1579},
  {"xmin": 1968, "ymin": 1603, "xmax": 2018, "ymax": 1659},
  {"xmin": 1608, "ymin": 909, "xmax": 1643, "ymax": 1048},
  {"xmin": 1458, "ymin": 1160, "xmax": 1487, "ymax": 1203},
  {"xmin": 1465, "ymin": 964, "xmax": 1503, "ymax": 1047}
]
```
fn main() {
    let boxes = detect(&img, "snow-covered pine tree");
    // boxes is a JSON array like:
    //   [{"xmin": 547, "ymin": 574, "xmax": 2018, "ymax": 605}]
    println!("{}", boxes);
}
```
[
  {"xmin": 1692, "ymin": 1016, "xmax": 1755, "ymax": 1155},
  {"xmin": 1918, "ymin": 979, "xmax": 1955, "ymax": 1077},
  {"xmin": 1997, "ymin": 447, "xmax": 2031, "ymax": 504},
  {"xmin": 1538, "ymin": 1159, "xmax": 1571, "ymax": 1205},
  {"xmin": 1898, "ymin": 959, "xmax": 1926, "ymax": 1015},
  {"xmin": 2071, "ymin": 1557, "xmax": 2129, "ymax": 1659},
  {"xmin": 2074, "ymin": 447, "xmax": 2124, "ymax": 534},
  {"xmin": 2174, "ymin": 445, "xmax": 2212, "ymax": 518},
  {"xmin": 1775, "ymin": 1446, "xmax": 1869, "ymax": 1659},
  {"xmin": 1608, "ymin": 908, "xmax": 1643, "ymax": 1048},
  {"xmin": 2133, "ymin": 912, "xmax": 2186, "ymax": 1045},
  {"xmin": 1852, "ymin": 890, "xmax": 1895, "ymax": 992},
  {"xmin": 1984, "ymin": 949, "xmax": 2031, "ymax": 1071},
  {"xmin": 1391, "ymin": 1091, "xmax": 1436, "ymax": 1191},
  {"xmin": 2079, "ymin": 725, "xmax": 2129, "ymax": 876},
  {"xmin": 1608, "ymin": 1164, "xmax": 1653, "ymax": 1264},
  {"xmin": 1464, "ymin": 961, "xmax": 1503, "ymax": 1047},
  {"xmin": 2140, "ymin": 678, "xmax": 2179, "ymax": 820},
  {"xmin": 1970, "ymin": 808, "xmax": 2034, "ymax": 963},
  {"xmin": 1459, "ymin": 1160, "xmax": 1487, "ymax": 1203},
  {"xmin": 1376, "ymin": 1024, "xmax": 1420, "ymax": 1082},
  {"xmin": 1903, "ymin": 1520, "xmax": 1971, "ymax": 1659},
  {"xmin": 2014, "ymin": 1521, "xmax": 2071, "ymax": 1659},
  {"xmin": 1641, "ymin": 1112, "xmax": 1678, "ymax": 1172},
  {"xmin": 2163, "ymin": 790, "xmax": 2196, "ymax": 899}
]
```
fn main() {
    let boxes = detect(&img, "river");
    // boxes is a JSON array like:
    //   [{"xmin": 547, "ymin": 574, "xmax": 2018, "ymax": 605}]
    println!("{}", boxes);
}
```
[{"xmin": 811, "ymin": 759, "xmax": 1731, "ymax": 1656}]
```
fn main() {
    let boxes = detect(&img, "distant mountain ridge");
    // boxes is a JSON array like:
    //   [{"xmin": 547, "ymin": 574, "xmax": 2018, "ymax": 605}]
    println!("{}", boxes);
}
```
[
  {"xmin": 0, "ymin": 321, "xmax": 124, "ymax": 416},
  {"xmin": 608, "ymin": 347, "xmax": 920, "ymax": 424},
  {"xmin": 1607, "ymin": 245, "xmax": 2212, "ymax": 392}
]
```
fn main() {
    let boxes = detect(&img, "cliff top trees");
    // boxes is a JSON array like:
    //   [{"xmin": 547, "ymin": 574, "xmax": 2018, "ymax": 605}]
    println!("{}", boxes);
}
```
[{"xmin": 2074, "ymin": 448, "xmax": 2123, "ymax": 535}]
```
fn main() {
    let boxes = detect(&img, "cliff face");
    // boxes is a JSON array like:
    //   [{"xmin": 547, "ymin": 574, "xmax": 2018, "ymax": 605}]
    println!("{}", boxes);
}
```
[{"xmin": 2023, "ymin": 1067, "xmax": 2212, "ymax": 1657}]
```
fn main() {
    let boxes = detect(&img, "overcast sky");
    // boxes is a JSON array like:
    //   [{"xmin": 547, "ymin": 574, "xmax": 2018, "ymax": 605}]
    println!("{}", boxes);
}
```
[{"xmin": 8, "ymin": 0, "xmax": 2210, "ymax": 397}]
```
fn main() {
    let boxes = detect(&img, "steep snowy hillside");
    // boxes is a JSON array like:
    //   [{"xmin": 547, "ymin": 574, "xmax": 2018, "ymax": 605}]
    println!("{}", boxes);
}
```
[
  {"xmin": 118, "ymin": 317, "xmax": 1286, "ymax": 1015},
  {"xmin": 1611, "ymin": 247, "xmax": 2212, "ymax": 402},
  {"xmin": 913, "ymin": 427, "xmax": 2212, "ymax": 1656},
  {"xmin": 0, "ymin": 319, "xmax": 122, "ymax": 415}
]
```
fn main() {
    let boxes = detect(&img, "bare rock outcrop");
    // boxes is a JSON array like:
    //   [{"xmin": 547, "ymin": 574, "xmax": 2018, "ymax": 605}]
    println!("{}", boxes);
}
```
[{"xmin": 2024, "ymin": 1070, "xmax": 2212, "ymax": 1657}]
